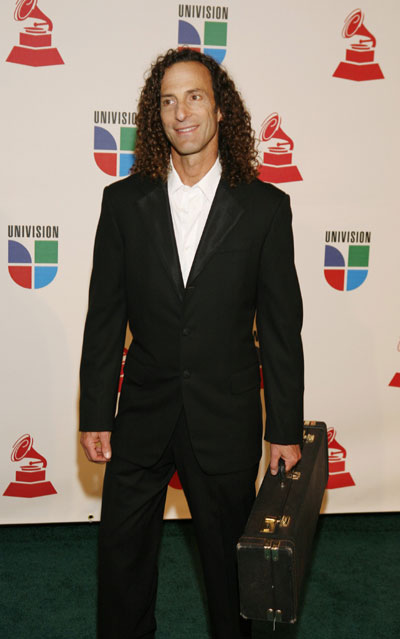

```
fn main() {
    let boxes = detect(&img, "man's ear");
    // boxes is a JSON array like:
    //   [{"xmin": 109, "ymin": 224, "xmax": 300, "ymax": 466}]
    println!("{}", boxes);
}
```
[{"xmin": 217, "ymin": 107, "xmax": 223, "ymax": 122}]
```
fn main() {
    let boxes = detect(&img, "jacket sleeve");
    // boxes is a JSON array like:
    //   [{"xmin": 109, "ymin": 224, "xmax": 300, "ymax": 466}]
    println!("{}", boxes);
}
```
[
  {"xmin": 79, "ymin": 187, "xmax": 127, "ymax": 431},
  {"xmin": 256, "ymin": 193, "xmax": 304, "ymax": 445}
]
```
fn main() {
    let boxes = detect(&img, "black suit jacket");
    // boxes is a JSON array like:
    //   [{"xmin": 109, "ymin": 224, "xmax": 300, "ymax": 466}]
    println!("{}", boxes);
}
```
[{"xmin": 79, "ymin": 174, "xmax": 304, "ymax": 474}]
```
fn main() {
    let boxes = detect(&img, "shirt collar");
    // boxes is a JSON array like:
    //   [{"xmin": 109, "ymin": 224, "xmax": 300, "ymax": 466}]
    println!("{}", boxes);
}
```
[{"xmin": 168, "ymin": 157, "xmax": 222, "ymax": 202}]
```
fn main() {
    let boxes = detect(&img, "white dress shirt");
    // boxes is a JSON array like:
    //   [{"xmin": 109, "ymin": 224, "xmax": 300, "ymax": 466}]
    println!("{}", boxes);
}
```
[{"xmin": 167, "ymin": 158, "xmax": 222, "ymax": 285}]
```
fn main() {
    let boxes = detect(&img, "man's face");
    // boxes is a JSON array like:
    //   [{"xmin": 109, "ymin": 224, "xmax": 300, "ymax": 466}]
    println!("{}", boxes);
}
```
[{"xmin": 160, "ymin": 61, "xmax": 222, "ymax": 161}]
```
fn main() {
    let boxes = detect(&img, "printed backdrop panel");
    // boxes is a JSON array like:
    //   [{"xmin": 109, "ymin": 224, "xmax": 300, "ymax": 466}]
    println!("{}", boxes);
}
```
[{"xmin": 1, "ymin": 0, "xmax": 399, "ymax": 523}]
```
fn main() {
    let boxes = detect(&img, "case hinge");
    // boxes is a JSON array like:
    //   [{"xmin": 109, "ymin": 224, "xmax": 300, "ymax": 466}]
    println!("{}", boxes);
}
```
[
  {"xmin": 263, "ymin": 541, "xmax": 280, "ymax": 561},
  {"xmin": 271, "ymin": 542, "xmax": 280, "ymax": 562},
  {"xmin": 267, "ymin": 608, "xmax": 282, "ymax": 629},
  {"xmin": 263, "ymin": 542, "xmax": 271, "ymax": 560}
]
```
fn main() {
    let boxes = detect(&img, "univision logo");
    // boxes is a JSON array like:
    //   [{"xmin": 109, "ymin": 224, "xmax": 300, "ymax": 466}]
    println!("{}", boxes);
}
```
[
  {"xmin": 94, "ymin": 111, "xmax": 137, "ymax": 177},
  {"xmin": 178, "ymin": 4, "xmax": 228, "ymax": 63},
  {"xmin": 324, "ymin": 230, "xmax": 371, "ymax": 292},
  {"xmin": 8, "ymin": 225, "xmax": 59, "ymax": 289}
]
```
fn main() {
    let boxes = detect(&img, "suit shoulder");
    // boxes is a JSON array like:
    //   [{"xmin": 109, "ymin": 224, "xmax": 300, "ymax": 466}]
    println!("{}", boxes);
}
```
[
  {"xmin": 232, "ymin": 179, "xmax": 289, "ymax": 214},
  {"xmin": 246, "ymin": 178, "xmax": 288, "ymax": 202},
  {"xmin": 104, "ymin": 173, "xmax": 162, "ymax": 202}
]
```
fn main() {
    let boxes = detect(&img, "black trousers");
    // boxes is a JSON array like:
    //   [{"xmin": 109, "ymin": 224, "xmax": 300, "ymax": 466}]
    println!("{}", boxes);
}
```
[{"xmin": 98, "ymin": 410, "xmax": 258, "ymax": 639}]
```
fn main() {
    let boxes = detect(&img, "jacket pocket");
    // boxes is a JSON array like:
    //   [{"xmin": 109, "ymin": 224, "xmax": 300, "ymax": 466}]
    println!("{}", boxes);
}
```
[{"xmin": 231, "ymin": 364, "xmax": 260, "ymax": 394}]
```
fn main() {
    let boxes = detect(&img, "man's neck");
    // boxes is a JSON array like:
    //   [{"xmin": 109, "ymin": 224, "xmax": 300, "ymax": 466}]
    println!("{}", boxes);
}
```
[{"xmin": 171, "ymin": 149, "xmax": 219, "ymax": 186}]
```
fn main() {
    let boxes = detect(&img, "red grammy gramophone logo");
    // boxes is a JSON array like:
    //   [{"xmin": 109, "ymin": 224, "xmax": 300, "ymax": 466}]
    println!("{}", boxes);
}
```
[
  {"xmin": 6, "ymin": 0, "xmax": 64, "ymax": 67},
  {"xmin": 258, "ymin": 113, "xmax": 302, "ymax": 184},
  {"xmin": 388, "ymin": 338, "xmax": 400, "ymax": 388},
  {"xmin": 389, "ymin": 374, "xmax": 400, "ymax": 387},
  {"xmin": 333, "ymin": 9, "xmax": 384, "ymax": 82},
  {"xmin": 326, "ymin": 427, "xmax": 355, "ymax": 489},
  {"xmin": 3, "ymin": 434, "xmax": 57, "ymax": 498}
]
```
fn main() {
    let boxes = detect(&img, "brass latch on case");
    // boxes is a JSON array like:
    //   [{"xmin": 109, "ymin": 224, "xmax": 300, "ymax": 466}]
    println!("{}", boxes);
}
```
[
  {"xmin": 303, "ymin": 421, "xmax": 316, "ymax": 444},
  {"xmin": 286, "ymin": 469, "xmax": 301, "ymax": 480},
  {"xmin": 261, "ymin": 515, "xmax": 291, "ymax": 534}
]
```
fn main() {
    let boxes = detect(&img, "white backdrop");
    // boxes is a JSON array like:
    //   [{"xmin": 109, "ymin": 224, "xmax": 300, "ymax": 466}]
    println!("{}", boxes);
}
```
[{"xmin": 1, "ymin": 0, "xmax": 399, "ymax": 523}]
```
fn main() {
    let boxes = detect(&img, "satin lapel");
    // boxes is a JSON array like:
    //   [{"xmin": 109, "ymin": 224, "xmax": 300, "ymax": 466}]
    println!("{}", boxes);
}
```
[
  {"xmin": 136, "ymin": 181, "xmax": 184, "ymax": 301},
  {"xmin": 187, "ymin": 180, "xmax": 245, "ymax": 286}
]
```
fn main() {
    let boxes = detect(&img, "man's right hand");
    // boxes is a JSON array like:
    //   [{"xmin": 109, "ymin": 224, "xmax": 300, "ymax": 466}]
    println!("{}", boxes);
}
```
[
  {"xmin": 270, "ymin": 443, "xmax": 301, "ymax": 476},
  {"xmin": 80, "ymin": 431, "xmax": 112, "ymax": 463}
]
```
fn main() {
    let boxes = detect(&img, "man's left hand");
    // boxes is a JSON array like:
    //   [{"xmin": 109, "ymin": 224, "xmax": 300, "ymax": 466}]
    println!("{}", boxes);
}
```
[{"xmin": 270, "ymin": 443, "xmax": 301, "ymax": 476}]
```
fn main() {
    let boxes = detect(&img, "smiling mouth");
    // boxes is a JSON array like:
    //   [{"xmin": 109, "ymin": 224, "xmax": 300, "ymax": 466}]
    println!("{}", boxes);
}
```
[{"xmin": 175, "ymin": 125, "xmax": 198, "ymax": 134}]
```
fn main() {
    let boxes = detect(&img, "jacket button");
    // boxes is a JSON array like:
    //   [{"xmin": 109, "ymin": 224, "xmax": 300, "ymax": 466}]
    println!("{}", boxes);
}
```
[
  {"xmin": 183, "ymin": 370, "xmax": 191, "ymax": 379},
  {"xmin": 182, "ymin": 328, "xmax": 190, "ymax": 336}
]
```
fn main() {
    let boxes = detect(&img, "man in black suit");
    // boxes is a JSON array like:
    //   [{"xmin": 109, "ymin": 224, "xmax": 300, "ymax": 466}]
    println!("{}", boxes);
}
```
[{"xmin": 80, "ymin": 48, "xmax": 303, "ymax": 639}]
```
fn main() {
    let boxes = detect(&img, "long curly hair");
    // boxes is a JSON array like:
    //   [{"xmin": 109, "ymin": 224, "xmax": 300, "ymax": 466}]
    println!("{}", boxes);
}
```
[{"xmin": 133, "ymin": 48, "xmax": 259, "ymax": 187}]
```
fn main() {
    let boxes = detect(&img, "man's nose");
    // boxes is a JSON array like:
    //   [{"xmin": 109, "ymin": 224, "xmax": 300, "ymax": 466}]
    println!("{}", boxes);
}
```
[{"xmin": 175, "ymin": 101, "xmax": 190, "ymax": 121}]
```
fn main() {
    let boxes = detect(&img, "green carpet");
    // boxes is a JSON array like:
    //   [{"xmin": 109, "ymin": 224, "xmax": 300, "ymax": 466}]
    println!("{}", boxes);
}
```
[{"xmin": 0, "ymin": 514, "xmax": 399, "ymax": 638}]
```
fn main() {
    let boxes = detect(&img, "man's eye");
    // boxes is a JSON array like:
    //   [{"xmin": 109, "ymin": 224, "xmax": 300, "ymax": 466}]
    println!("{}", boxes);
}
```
[
  {"xmin": 161, "ymin": 98, "xmax": 174, "ymax": 107},
  {"xmin": 191, "ymin": 94, "xmax": 201, "ymax": 101}
]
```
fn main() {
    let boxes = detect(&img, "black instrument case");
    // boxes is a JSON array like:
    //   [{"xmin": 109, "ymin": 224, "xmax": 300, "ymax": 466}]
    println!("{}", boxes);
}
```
[{"xmin": 237, "ymin": 421, "xmax": 328, "ymax": 625}]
